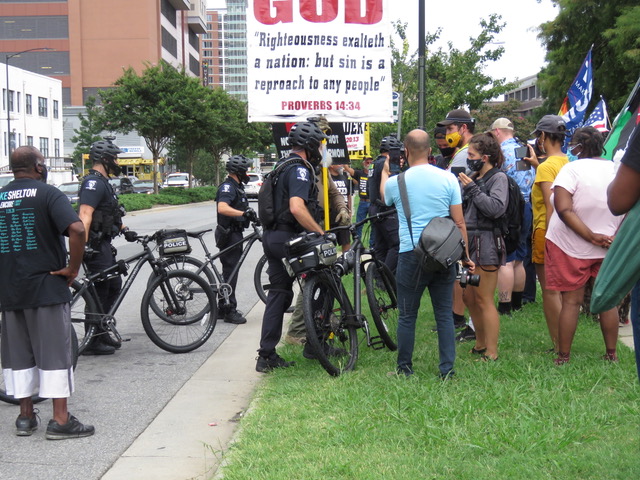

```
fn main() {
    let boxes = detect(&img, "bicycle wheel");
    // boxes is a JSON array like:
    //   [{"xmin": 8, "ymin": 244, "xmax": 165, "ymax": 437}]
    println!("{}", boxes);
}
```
[
  {"xmin": 141, "ymin": 270, "xmax": 217, "ymax": 353},
  {"xmin": 0, "ymin": 322, "xmax": 77, "ymax": 405},
  {"xmin": 302, "ymin": 274, "xmax": 358, "ymax": 376},
  {"xmin": 147, "ymin": 255, "xmax": 215, "ymax": 288},
  {"xmin": 365, "ymin": 260, "xmax": 399, "ymax": 351},
  {"xmin": 69, "ymin": 280, "xmax": 99, "ymax": 354},
  {"xmin": 254, "ymin": 253, "xmax": 269, "ymax": 304}
]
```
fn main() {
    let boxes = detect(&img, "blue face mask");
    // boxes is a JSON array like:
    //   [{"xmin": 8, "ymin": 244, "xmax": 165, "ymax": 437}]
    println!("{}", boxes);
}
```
[{"xmin": 567, "ymin": 151, "xmax": 579, "ymax": 162}]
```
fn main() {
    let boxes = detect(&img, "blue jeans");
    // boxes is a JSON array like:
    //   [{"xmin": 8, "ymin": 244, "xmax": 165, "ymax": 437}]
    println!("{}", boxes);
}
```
[
  {"xmin": 631, "ymin": 281, "xmax": 640, "ymax": 383},
  {"xmin": 396, "ymin": 251, "xmax": 456, "ymax": 376}
]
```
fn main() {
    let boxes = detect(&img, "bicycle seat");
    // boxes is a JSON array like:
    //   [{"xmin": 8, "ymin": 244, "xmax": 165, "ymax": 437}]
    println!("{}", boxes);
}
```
[{"xmin": 186, "ymin": 229, "xmax": 212, "ymax": 238}]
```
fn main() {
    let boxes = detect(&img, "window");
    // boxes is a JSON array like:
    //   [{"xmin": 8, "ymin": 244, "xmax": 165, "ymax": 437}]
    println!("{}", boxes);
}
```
[
  {"xmin": 54, "ymin": 138, "xmax": 60, "ymax": 157},
  {"xmin": 39, "ymin": 137, "xmax": 49, "ymax": 157},
  {"xmin": 38, "ymin": 97, "xmax": 48, "ymax": 117},
  {"xmin": 26, "ymin": 94, "xmax": 32, "ymax": 114},
  {"xmin": 53, "ymin": 100, "xmax": 59, "ymax": 119},
  {"xmin": 27, "ymin": 136, "xmax": 33, "ymax": 146},
  {"xmin": 17, "ymin": 92, "xmax": 21, "ymax": 113},
  {"xmin": 8, "ymin": 90, "xmax": 14, "ymax": 112}
]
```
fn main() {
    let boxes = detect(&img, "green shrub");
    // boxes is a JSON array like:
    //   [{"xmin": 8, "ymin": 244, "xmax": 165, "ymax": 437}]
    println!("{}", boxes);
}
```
[{"xmin": 118, "ymin": 186, "xmax": 217, "ymax": 212}]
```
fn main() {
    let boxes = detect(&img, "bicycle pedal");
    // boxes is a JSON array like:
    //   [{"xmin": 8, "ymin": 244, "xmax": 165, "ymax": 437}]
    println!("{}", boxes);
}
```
[{"xmin": 369, "ymin": 336, "xmax": 386, "ymax": 350}]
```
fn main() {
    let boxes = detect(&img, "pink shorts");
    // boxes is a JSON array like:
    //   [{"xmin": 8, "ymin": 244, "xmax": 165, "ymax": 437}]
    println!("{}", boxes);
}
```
[{"xmin": 544, "ymin": 240, "xmax": 603, "ymax": 292}]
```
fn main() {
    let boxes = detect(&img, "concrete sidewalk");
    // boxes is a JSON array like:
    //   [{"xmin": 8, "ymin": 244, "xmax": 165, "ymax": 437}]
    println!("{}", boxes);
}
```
[{"xmin": 102, "ymin": 301, "xmax": 266, "ymax": 480}]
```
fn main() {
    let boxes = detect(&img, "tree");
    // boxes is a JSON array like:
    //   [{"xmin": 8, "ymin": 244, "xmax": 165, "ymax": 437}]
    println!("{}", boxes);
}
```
[
  {"xmin": 99, "ymin": 61, "xmax": 193, "ymax": 193},
  {"xmin": 69, "ymin": 96, "xmax": 105, "ymax": 172},
  {"xmin": 372, "ymin": 15, "xmax": 515, "ymax": 150},
  {"xmin": 472, "ymin": 99, "xmax": 538, "ymax": 142},
  {"xmin": 537, "ymin": 0, "xmax": 640, "ymax": 115}
]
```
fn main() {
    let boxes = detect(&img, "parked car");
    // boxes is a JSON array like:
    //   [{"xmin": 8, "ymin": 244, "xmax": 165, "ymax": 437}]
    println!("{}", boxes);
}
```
[
  {"xmin": 57, "ymin": 182, "xmax": 81, "ymax": 204},
  {"xmin": 162, "ymin": 173, "xmax": 191, "ymax": 188},
  {"xmin": 108, "ymin": 176, "xmax": 134, "ymax": 195},
  {"xmin": 132, "ymin": 179, "xmax": 155, "ymax": 194},
  {"xmin": 0, "ymin": 173, "xmax": 14, "ymax": 188},
  {"xmin": 244, "ymin": 173, "xmax": 263, "ymax": 199}
]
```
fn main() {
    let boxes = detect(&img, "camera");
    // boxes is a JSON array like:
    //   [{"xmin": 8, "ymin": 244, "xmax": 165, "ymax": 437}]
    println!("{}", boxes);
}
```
[
  {"xmin": 514, "ymin": 145, "xmax": 529, "ymax": 159},
  {"xmin": 456, "ymin": 264, "xmax": 480, "ymax": 288}
]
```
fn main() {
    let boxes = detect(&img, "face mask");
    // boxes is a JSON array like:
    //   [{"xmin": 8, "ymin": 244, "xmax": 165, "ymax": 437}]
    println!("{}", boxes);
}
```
[
  {"xmin": 37, "ymin": 163, "xmax": 48, "ymax": 183},
  {"xmin": 445, "ymin": 131, "xmax": 462, "ymax": 148},
  {"xmin": 467, "ymin": 158, "xmax": 484, "ymax": 172},
  {"xmin": 438, "ymin": 146, "xmax": 456, "ymax": 157},
  {"xmin": 537, "ymin": 135, "xmax": 547, "ymax": 155},
  {"xmin": 103, "ymin": 156, "xmax": 122, "ymax": 177},
  {"xmin": 307, "ymin": 147, "xmax": 322, "ymax": 167},
  {"xmin": 567, "ymin": 152, "xmax": 579, "ymax": 162}
]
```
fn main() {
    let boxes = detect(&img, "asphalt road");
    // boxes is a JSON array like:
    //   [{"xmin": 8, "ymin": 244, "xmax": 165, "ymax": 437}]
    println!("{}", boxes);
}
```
[{"xmin": 0, "ymin": 200, "xmax": 264, "ymax": 480}]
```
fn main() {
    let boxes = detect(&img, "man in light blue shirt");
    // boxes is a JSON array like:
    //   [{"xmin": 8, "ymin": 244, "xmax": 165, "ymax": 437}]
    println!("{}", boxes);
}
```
[
  {"xmin": 381, "ymin": 129, "xmax": 474, "ymax": 378},
  {"xmin": 492, "ymin": 118, "xmax": 535, "ymax": 315}
]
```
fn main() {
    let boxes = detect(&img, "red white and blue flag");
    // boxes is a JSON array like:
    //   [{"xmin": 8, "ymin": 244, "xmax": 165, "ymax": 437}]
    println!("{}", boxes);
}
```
[
  {"xmin": 584, "ymin": 97, "xmax": 609, "ymax": 132},
  {"xmin": 559, "ymin": 48, "xmax": 593, "ymax": 132}
]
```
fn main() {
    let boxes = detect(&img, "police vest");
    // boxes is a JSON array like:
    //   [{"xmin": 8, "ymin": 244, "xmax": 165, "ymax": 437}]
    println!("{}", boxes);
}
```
[
  {"xmin": 83, "ymin": 171, "xmax": 124, "ymax": 242},
  {"xmin": 273, "ymin": 157, "xmax": 320, "ymax": 232},
  {"xmin": 215, "ymin": 177, "xmax": 248, "ymax": 230}
]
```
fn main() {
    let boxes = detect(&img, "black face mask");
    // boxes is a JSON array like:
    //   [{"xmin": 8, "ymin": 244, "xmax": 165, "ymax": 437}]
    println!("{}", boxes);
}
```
[
  {"xmin": 103, "ymin": 156, "xmax": 122, "ymax": 177},
  {"xmin": 306, "ymin": 147, "xmax": 322, "ymax": 167},
  {"xmin": 466, "ymin": 158, "xmax": 484, "ymax": 172},
  {"xmin": 438, "ymin": 146, "xmax": 456, "ymax": 158},
  {"xmin": 36, "ymin": 163, "xmax": 48, "ymax": 183}
]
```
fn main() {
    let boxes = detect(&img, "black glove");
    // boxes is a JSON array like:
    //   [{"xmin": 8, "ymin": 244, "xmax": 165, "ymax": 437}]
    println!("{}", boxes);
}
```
[
  {"xmin": 123, "ymin": 229, "xmax": 138, "ymax": 242},
  {"xmin": 324, "ymin": 232, "xmax": 337, "ymax": 244},
  {"xmin": 243, "ymin": 207, "xmax": 258, "ymax": 223},
  {"xmin": 83, "ymin": 245, "xmax": 97, "ymax": 260}
]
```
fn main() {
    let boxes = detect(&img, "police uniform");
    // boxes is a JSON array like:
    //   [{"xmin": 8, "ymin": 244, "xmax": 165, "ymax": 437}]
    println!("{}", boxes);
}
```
[
  {"xmin": 79, "ymin": 169, "xmax": 125, "ymax": 315},
  {"xmin": 214, "ymin": 175, "xmax": 249, "ymax": 313},
  {"xmin": 367, "ymin": 155, "xmax": 400, "ymax": 273},
  {"xmin": 259, "ymin": 155, "xmax": 319, "ymax": 359}
]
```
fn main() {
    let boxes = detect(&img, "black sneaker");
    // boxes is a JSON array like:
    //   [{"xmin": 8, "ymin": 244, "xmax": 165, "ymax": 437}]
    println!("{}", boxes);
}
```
[
  {"xmin": 15, "ymin": 409, "xmax": 39, "ymax": 436},
  {"xmin": 302, "ymin": 342, "xmax": 347, "ymax": 360},
  {"xmin": 255, "ymin": 353, "xmax": 295, "ymax": 373},
  {"xmin": 81, "ymin": 341, "xmax": 116, "ymax": 356},
  {"xmin": 99, "ymin": 333, "xmax": 121, "ymax": 350},
  {"xmin": 454, "ymin": 319, "xmax": 467, "ymax": 330},
  {"xmin": 45, "ymin": 414, "xmax": 95, "ymax": 440},
  {"xmin": 224, "ymin": 310, "xmax": 247, "ymax": 325},
  {"xmin": 455, "ymin": 325, "xmax": 476, "ymax": 342}
]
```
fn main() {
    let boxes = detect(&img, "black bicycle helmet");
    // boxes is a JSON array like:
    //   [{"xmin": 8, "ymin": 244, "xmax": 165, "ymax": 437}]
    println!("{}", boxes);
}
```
[
  {"xmin": 287, "ymin": 122, "xmax": 328, "ymax": 150},
  {"xmin": 89, "ymin": 140, "xmax": 123, "ymax": 164},
  {"xmin": 226, "ymin": 155, "xmax": 252, "ymax": 174},
  {"xmin": 379, "ymin": 135, "xmax": 401, "ymax": 153}
]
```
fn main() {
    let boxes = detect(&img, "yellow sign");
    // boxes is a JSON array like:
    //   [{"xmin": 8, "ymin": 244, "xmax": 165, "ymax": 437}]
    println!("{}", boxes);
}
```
[{"xmin": 348, "ymin": 123, "xmax": 371, "ymax": 161}]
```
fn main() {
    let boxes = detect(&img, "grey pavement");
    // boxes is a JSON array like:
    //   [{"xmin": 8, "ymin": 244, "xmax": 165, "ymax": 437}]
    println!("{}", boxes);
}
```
[{"xmin": 102, "ymin": 300, "xmax": 266, "ymax": 480}]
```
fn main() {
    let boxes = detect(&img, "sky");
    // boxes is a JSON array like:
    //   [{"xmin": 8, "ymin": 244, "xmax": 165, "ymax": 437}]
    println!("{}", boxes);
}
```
[{"xmin": 207, "ymin": 0, "xmax": 559, "ymax": 83}]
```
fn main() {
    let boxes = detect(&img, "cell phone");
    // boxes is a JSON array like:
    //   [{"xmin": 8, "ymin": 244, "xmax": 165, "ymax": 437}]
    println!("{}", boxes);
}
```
[
  {"xmin": 451, "ymin": 166, "xmax": 465, "ymax": 177},
  {"xmin": 514, "ymin": 145, "xmax": 529, "ymax": 159},
  {"xmin": 516, "ymin": 160, "xmax": 531, "ymax": 171}
]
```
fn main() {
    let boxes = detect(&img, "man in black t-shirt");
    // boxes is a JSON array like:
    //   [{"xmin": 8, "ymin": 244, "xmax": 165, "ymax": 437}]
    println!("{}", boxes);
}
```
[
  {"xmin": 215, "ymin": 155, "xmax": 257, "ymax": 324},
  {"xmin": 0, "ymin": 146, "xmax": 94, "ymax": 439},
  {"xmin": 328, "ymin": 163, "xmax": 352, "ymax": 249},
  {"xmin": 344, "ymin": 156, "xmax": 373, "ymax": 244},
  {"xmin": 78, "ymin": 139, "xmax": 138, "ymax": 355}
]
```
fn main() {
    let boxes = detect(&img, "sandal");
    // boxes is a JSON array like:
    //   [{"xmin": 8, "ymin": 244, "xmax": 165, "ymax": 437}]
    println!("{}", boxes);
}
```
[
  {"xmin": 470, "ymin": 346, "xmax": 487, "ymax": 355},
  {"xmin": 602, "ymin": 353, "xmax": 618, "ymax": 362},
  {"xmin": 476, "ymin": 354, "xmax": 498, "ymax": 362},
  {"xmin": 554, "ymin": 352, "xmax": 570, "ymax": 365}
]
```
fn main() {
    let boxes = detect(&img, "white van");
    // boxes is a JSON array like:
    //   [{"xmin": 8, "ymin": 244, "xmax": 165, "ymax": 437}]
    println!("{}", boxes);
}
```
[
  {"xmin": 0, "ymin": 173, "xmax": 14, "ymax": 188},
  {"xmin": 162, "ymin": 172, "xmax": 191, "ymax": 188}
]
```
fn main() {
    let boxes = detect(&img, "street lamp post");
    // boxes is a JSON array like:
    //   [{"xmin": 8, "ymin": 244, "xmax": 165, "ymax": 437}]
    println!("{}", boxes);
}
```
[{"xmin": 5, "ymin": 47, "xmax": 53, "ymax": 157}]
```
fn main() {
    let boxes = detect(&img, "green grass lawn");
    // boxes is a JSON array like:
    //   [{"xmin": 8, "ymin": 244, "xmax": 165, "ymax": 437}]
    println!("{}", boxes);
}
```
[{"xmin": 217, "ymin": 292, "xmax": 640, "ymax": 480}]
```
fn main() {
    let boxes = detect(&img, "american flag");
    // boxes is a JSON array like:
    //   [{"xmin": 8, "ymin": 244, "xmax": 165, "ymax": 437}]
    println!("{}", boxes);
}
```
[{"xmin": 585, "ymin": 97, "xmax": 610, "ymax": 132}]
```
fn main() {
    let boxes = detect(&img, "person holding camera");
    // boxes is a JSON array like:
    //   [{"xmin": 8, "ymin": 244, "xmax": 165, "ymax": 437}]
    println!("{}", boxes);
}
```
[
  {"xmin": 215, "ymin": 155, "xmax": 257, "ymax": 325},
  {"xmin": 382, "ymin": 129, "xmax": 474, "ymax": 378},
  {"xmin": 458, "ymin": 132, "xmax": 509, "ymax": 361},
  {"xmin": 78, "ymin": 139, "xmax": 138, "ymax": 356},
  {"xmin": 492, "ymin": 118, "xmax": 537, "ymax": 316},
  {"xmin": 545, "ymin": 127, "xmax": 622, "ymax": 365},
  {"xmin": 256, "ymin": 122, "xmax": 327, "ymax": 373},
  {"xmin": 368, "ymin": 136, "xmax": 402, "ymax": 274}
]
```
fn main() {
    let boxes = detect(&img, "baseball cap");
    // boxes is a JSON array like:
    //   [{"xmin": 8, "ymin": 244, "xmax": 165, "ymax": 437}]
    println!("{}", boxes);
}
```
[
  {"xmin": 491, "ymin": 118, "xmax": 514, "ymax": 130},
  {"xmin": 532, "ymin": 115, "xmax": 567, "ymax": 135},
  {"xmin": 437, "ymin": 109, "xmax": 474, "ymax": 127}
]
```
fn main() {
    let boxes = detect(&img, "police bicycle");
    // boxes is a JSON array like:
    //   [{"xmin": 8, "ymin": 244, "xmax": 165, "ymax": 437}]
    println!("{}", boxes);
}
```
[
  {"xmin": 148, "ymin": 221, "xmax": 268, "ymax": 313},
  {"xmin": 70, "ymin": 230, "xmax": 217, "ymax": 355},
  {"xmin": 290, "ymin": 210, "xmax": 399, "ymax": 376}
]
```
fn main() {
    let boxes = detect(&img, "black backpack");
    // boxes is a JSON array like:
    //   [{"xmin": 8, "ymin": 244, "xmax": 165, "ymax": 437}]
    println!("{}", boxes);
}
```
[
  {"xmin": 482, "ymin": 168, "xmax": 525, "ymax": 255},
  {"xmin": 258, "ymin": 157, "xmax": 307, "ymax": 229}
]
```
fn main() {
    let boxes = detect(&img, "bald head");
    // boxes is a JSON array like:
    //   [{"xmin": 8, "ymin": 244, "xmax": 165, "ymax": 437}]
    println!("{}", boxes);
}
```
[
  {"xmin": 10, "ymin": 146, "xmax": 43, "ymax": 174},
  {"xmin": 403, "ymin": 129, "xmax": 431, "ymax": 166}
]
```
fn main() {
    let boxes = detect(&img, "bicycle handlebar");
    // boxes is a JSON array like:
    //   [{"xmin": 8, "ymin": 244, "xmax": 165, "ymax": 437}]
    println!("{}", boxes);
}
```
[{"xmin": 326, "ymin": 208, "xmax": 397, "ymax": 234}]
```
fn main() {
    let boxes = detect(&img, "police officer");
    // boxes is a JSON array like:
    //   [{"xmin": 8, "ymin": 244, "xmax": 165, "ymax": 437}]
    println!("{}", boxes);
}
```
[
  {"xmin": 78, "ymin": 139, "xmax": 137, "ymax": 355},
  {"xmin": 256, "ymin": 122, "xmax": 326, "ymax": 373},
  {"xmin": 368, "ymin": 135, "xmax": 402, "ymax": 274},
  {"xmin": 215, "ymin": 154, "xmax": 257, "ymax": 324}
]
